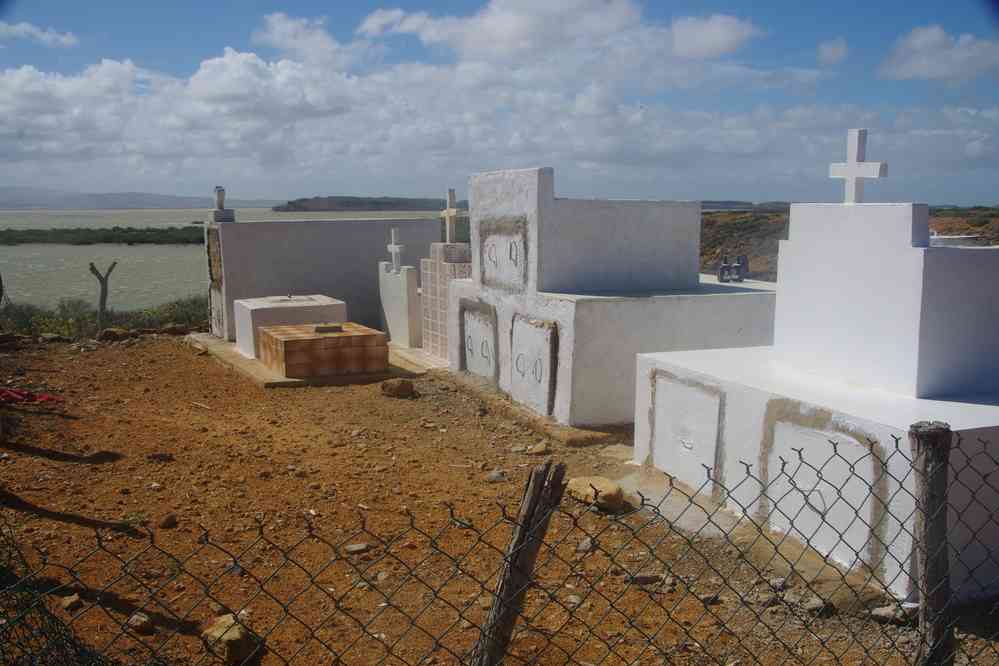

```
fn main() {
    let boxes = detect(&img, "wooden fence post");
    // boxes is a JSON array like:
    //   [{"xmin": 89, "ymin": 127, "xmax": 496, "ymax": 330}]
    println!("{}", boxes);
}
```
[
  {"xmin": 909, "ymin": 420, "xmax": 955, "ymax": 666},
  {"xmin": 471, "ymin": 461, "xmax": 566, "ymax": 666}
]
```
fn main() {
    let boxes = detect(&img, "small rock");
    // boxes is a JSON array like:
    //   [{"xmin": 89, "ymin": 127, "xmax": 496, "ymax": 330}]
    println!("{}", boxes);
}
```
[
  {"xmin": 376, "ymin": 571, "xmax": 390, "ymax": 583},
  {"xmin": 486, "ymin": 469, "xmax": 507, "ymax": 483},
  {"xmin": 40, "ymin": 333, "xmax": 70, "ymax": 343},
  {"xmin": 146, "ymin": 452, "xmax": 175, "ymax": 463},
  {"xmin": 351, "ymin": 429, "xmax": 365, "ymax": 438},
  {"xmin": 627, "ymin": 573, "xmax": 666, "ymax": 586},
  {"xmin": 61, "ymin": 593, "xmax": 83, "ymax": 612},
  {"xmin": 510, "ymin": 446, "xmax": 527, "ymax": 453},
  {"xmin": 801, "ymin": 595, "xmax": 835, "ymax": 618},
  {"xmin": 576, "ymin": 537, "xmax": 596, "ymax": 554},
  {"xmin": 381, "ymin": 378, "xmax": 417, "ymax": 399},
  {"xmin": 147, "ymin": 482, "xmax": 163, "ymax": 491},
  {"xmin": 698, "ymin": 592, "xmax": 722, "ymax": 605},
  {"xmin": 158, "ymin": 324, "xmax": 189, "ymax": 336},
  {"xmin": 566, "ymin": 476, "xmax": 625, "ymax": 512},
  {"xmin": 755, "ymin": 592, "xmax": 781, "ymax": 608},
  {"xmin": 202, "ymin": 614, "xmax": 258, "ymax": 665},
  {"xmin": 870, "ymin": 604, "xmax": 917, "ymax": 626},
  {"xmin": 768, "ymin": 577, "xmax": 788, "ymax": 592},
  {"xmin": 97, "ymin": 328, "xmax": 133, "ymax": 342},
  {"xmin": 527, "ymin": 441, "xmax": 549, "ymax": 455},
  {"xmin": 158, "ymin": 513, "xmax": 179, "ymax": 529},
  {"xmin": 258, "ymin": 470, "xmax": 272, "ymax": 480},
  {"xmin": 565, "ymin": 594, "xmax": 583, "ymax": 607},
  {"xmin": 126, "ymin": 612, "xmax": 154, "ymax": 635},
  {"xmin": 345, "ymin": 543, "xmax": 371, "ymax": 555}
]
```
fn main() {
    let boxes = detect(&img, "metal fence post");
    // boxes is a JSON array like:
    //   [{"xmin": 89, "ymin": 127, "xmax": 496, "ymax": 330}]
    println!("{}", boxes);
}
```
[
  {"xmin": 470, "ymin": 460, "xmax": 566, "ymax": 666},
  {"xmin": 909, "ymin": 420, "xmax": 955, "ymax": 666}
]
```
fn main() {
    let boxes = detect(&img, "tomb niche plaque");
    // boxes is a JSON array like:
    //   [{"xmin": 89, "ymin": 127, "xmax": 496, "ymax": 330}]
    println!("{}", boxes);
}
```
[
  {"xmin": 479, "ymin": 216, "xmax": 528, "ymax": 292},
  {"xmin": 510, "ymin": 315, "xmax": 558, "ymax": 415},
  {"xmin": 460, "ymin": 301, "xmax": 498, "ymax": 381}
]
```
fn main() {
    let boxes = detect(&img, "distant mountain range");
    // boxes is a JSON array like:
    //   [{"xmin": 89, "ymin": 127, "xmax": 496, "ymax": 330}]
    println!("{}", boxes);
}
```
[{"xmin": 0, "ymin": 186, "xmax": 282, "ymax": 210}]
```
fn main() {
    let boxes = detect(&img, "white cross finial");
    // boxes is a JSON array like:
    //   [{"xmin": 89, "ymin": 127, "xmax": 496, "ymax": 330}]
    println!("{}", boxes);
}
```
[
  {"xmin": 442, "ymin": 188, "xmax": 459, "ymax": 243},
  {"xmin": 387, "ymin": 227, "xmax": 403, "ymax": 273},
  {"xmin": 829, "ymin": 128, "xmax": 887, "ymax": 204}
]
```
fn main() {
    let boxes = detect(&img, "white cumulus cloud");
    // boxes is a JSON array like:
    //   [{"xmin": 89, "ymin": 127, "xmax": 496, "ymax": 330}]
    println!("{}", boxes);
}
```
[
  {"xmin": 670, "ymin": 15, "xmax": 761, "ymax": 59},
  {"xmin": 0, "ymin": 21, "xmax": 78, "ymax": 48},
  {"xmin": 817, "ymin": 37, "xmax": 847, "ymax": 66},
  {"xmin": 881, "ymin": 25, "xmax": 999, "ymax": 80},
  {"xmin": 0, "ymin": 7, "xmax": 996, "ymax": 204}
]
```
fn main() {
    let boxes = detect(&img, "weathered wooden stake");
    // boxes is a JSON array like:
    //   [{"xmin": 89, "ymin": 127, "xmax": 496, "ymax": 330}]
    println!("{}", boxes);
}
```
[
  {"xmin": 471, "ymin": 461, "xmax": 566, "ymax": 666},
  {"xmin": 89, "ymin": 261, "xmax": 117, "ymax": 333},
  {"xmin": 909, "ymin": 420, "xmax": 955, "ymax": 666}
]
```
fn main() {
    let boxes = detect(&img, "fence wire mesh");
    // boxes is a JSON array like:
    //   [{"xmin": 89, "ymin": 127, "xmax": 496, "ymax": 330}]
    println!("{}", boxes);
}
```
[{"xmin": 2, "ymin": 433, "xmax": 999, "ymax": 665}]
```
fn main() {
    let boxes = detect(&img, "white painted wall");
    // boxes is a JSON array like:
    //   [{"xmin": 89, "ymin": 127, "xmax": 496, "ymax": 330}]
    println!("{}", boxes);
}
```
[
  {"xmin": 775, "ymin": 204, "xmax": 928, "ymax": 395},
  {"xmin": 634, "ymin": 347, "xmax": 999, "ymax": 602},
  {"xmin": 917, "ymin": 247, "xmax": 999, "ymax": 397},
  {"xmin": 378, "ymin": 263, "xmax": 421, "ymax": 348},
  {"xmin": 468, "ymin": 167, "xmax": 700, "ymax": 295},
  {"xmin": 544, "ymin": 198, "xmax": 700, "ymax": 293},
  {"xmin": 450, "ymin": 278, "xmax": 775, "ymax": 426},
  {"xmin": 212, "ymin": 218, "xmax": 439, "ymax": 341},
  {"xmin": 570, "ymin": 284, "xmax": 775, "ymax": 425}
]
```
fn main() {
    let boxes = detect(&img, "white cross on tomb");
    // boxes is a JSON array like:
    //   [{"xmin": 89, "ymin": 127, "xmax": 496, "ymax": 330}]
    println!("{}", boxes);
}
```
[
  {"xmin": 387, "ymin": 227, "xmax": 403, "ymax": 273},
  {"xmin": 829, "ymin": 128, "xmax": 887, "ymax": 204}
]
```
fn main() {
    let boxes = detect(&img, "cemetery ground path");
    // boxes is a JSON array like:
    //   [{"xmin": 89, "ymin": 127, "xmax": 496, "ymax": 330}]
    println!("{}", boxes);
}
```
[{"xmin": 0, "ymin": 337, "xmax": 949, "ymax": 664}]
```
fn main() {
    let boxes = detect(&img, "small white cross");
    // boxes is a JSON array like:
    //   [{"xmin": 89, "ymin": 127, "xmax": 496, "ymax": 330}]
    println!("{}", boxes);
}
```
[
  {"xmin": 829, "ymin": 128, "xmax": 887, "ymax": 204},
  {"xmin": 387, "ymin": 227, "xmax": 403, "ymax": 273},
  {"xmin": 442, "ymin": 188, "xmax": 459, "ymax": 243}
]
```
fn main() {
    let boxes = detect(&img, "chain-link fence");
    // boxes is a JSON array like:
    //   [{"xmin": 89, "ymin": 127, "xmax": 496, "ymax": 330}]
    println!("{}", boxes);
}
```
[{"xmin": 2, "ymin": 426, "xmax": 998, "ymax": 665}]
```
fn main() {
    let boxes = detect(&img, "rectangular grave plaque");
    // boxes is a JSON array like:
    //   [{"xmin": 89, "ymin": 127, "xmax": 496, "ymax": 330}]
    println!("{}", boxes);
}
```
[
  {"xmin": 651, "ymin": 373, "xmax": 721, "ymax": 489},
  {"xmin": 460, "ymin": 301, "xmax": 498, "ymax": 381},
  {"xmin": 510, "ymin": 315, "xmax": 557, "ymax": 415},
  {"xmin": 479, "ymin": 216, "xmax": 528, "ymax": 292},
  {"xmin": 768, "ymin": 423, "xmax": 876, "ymax": 573}
]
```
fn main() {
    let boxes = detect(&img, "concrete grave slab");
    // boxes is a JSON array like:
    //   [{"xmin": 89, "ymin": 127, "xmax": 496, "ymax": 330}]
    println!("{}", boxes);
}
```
[{"xmin": 233, "ymin": 294, "xmax": 346, "ymax": 359}]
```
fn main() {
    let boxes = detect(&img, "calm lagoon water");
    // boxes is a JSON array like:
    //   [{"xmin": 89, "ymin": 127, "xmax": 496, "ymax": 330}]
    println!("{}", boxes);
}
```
[{"xmin": 0, "ymin": 208, "xmax": 438, "ymax": 309}]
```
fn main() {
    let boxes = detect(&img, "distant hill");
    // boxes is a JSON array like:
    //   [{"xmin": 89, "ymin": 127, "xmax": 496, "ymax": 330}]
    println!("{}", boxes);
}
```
[
  {"xmin": 274, "ymin": 196, "xmax": 469, "ymax": 212},
  {"xmin": 0, "ymin": 186, "xmax": 282, "ymax": 210}
]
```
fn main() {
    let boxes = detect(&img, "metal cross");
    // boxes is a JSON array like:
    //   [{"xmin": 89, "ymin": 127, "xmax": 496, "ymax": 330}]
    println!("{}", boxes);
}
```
[{"xmin": 829, "ymin": 128, "xmax": 887, "ymax": 204}]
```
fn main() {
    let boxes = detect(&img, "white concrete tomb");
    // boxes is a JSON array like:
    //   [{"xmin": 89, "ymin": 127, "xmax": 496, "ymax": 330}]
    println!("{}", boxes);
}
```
[
  {"xmin": 378, "ymin": 228, "xmax": 422, "ymax": 348},
  {"xmin": 448, "ymin": 167, "xmax": 776, "ymax": 426},
  {"xmin": 634, "ymin": 129, "xmax": 999, "ymax": 602},
  {"xmin": 234, "ymin": 294, "xmax": 346, "ymax": 359}
]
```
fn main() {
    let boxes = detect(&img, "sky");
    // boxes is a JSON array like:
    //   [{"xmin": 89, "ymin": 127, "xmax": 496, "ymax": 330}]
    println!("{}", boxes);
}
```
[{"xmin": 1, "ymin": 0, "xmax": 998, "ymax": 204}]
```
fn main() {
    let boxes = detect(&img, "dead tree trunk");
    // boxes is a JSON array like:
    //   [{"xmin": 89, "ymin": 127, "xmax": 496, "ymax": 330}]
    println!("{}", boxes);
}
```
[
  {"xmin": 471, "ymin": 461, "xmax": 566, "ymax": 665},
  {"xmin": 89, "ymin": 261, "xmax": 117, "ymax": 333}
]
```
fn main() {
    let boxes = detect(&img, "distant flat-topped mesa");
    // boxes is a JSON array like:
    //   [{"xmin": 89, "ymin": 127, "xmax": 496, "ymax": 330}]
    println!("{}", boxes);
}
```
[{"xmin": 450, "ymin": 167, "xmax": 776, "ymax": 426}]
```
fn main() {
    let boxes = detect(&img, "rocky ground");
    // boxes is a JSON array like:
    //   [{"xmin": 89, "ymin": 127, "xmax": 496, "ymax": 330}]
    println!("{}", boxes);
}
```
[{"xmin": 1, "ymin": 337, "xmax": 996, "ymax": 664}]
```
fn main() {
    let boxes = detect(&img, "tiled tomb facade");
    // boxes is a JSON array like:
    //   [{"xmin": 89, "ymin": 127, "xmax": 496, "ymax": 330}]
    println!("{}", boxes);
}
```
[{"xmin": 421, "ymin": 242, "xmax": 471, "ymax": 362}]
